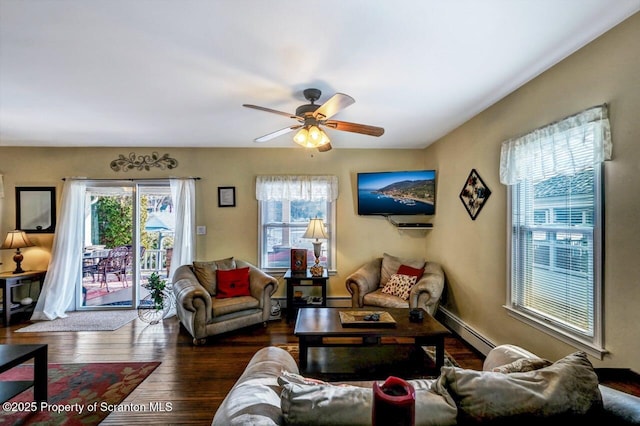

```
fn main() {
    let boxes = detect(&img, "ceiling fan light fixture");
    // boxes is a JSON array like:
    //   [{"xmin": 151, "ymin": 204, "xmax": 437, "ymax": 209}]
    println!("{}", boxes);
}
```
[
  {"xmin": 319, "ymin": 130, "xmax": 330, "ymax": 146},
  {"xmin": 308, "ymin": 125, "xmax": 322, "ymax": 141},
  {"xmin": 293, "ymin": 127, "xmax": 309, "ymax": 145},
  {"xmin": 244, "ymin": 88, "xmax": 382, "ymax": 151},
  {"xmin": 293, "ymin": 125, "xmax": 330, "ymax": 148}
]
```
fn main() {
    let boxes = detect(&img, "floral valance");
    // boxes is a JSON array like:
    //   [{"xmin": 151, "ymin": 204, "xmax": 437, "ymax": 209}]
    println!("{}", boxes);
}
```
[
  {"xmin": 499, "ymin": 104, "xmax": 612, "ymax": 185},
  {"xmin": 255, "ymin": 175, "xmax": 338, "ymax": 201}
]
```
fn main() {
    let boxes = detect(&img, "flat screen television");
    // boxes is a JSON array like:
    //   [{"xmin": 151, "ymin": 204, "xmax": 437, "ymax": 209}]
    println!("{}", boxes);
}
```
[{"xmin": 357, "ymin": 170, "xmax": 436, "ymax": 216}]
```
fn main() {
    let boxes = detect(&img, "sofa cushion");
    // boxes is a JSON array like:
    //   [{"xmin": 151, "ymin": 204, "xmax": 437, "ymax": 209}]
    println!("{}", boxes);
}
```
[
  {"xmin": 281, "ymin": 382, "xmax": 371, "ymax": 425},
  {"xmin": 433, "ymin": 351, "xmax": 602, "ymax": 422},
  {"xmin": 212, "ymin": 295, "xmax": 259, "ymax": 317},
  {"xmin": 381, "ymin": 273, "xmax": 418, "ymax": 300},
  {"xmin": 216, "ymin": 267, "xmax": 251, "ymax": 298},
  {"xmin": 363, "ymin": 289, "xmax": 409, "ymax": 309},
  {"xmin": 492, "ymin": 357, "xmax": 553, "ymax": 373},
  {"xmin": 278, "ymin": 371, "xmax": 331, "ymax": 387},
  {"xmin": 482, "ymin": 343, "xmax": 539, "ymax": 371},
  {"xmin": 192, "ymin": 257, "xmax": 236, "ymax": 295},
  {"xmin": 381, "ymin": 253, "xmax": 425, "ymax": 286},
  {"xmin": 279, "ymin": 375, "xmax": 457, "ymax": 426}
]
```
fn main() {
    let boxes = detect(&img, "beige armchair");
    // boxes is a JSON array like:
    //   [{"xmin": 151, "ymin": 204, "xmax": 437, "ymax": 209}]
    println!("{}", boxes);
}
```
[
  {"xmin": 345, "ymin": 253, "xmax": 445, "ymax": 316},
  {"xmin": 172, "ymin": 258, "xmax": 278, "ymax": 345}
]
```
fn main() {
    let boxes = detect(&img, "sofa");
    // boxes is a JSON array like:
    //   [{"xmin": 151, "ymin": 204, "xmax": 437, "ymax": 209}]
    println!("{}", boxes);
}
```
[
  {"xmin": 346, "ymin": 253, "xmax": 445, "ymax": 316},
  {"xmin": 172, "ymin": 258, "xmax": 278, "ymax": 345},
  {"xmin": 212, "ymin": 344, "xmax": 640, "ymax": 425}
]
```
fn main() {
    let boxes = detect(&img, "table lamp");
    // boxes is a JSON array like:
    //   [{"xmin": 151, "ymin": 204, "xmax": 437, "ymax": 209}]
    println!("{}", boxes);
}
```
[
  {"xmin": 1, "ymin": 230, "xmax": 35, "ymax": 274},
  {"xmin": 302, "ymin": 218, "xmax": 328, "ymax": 277}
]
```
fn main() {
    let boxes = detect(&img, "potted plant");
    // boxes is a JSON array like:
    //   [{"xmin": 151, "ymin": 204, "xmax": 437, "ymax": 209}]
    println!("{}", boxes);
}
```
[
  {"xmin": 139, "ymin": 272, "xmax": 171, "ymax": 324},
  {"xmin": 144, "ymin": 272, "xmax": 167, "ymax": 311}
]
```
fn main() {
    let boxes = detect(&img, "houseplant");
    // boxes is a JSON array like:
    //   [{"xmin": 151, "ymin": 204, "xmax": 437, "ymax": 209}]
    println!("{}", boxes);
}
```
[{"xmin": 138, "ymin": 272, "xmax": 171, "ymax": 324}]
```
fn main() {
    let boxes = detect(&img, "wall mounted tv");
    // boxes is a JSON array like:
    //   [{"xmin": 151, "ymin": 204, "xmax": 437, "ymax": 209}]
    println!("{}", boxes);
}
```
[{"xmin": 357, "ymin": 170, "xmax": 436, "ymax": 216}]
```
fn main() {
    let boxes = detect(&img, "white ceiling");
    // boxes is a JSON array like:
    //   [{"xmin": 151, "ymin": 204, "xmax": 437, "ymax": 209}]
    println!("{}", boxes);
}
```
[{"xmin": 1, "ymin": 0, "xmax": 638, "ymax": 150}]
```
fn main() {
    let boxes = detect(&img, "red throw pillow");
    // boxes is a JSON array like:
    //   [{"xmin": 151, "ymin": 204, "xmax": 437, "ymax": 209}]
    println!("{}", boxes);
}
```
[
  {"xmin": 397, "ymin": 264, "xmax": 424, "ymax": 280},
  {"xmin": 215, "ymin": 267, "xmax": 251, "ymax": 298}
]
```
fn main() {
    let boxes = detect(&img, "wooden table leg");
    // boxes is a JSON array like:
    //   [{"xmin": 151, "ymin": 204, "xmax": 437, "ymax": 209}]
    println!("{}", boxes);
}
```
[
  {"xmin": 33, "ymin": 345, "xmax": 47, "ymax": 404},
  {"xmin": 298, "ymin": 338, "xmax": 308, "ymax": 370},
  {"xmin": 434, "ymin": 336, "xmax": 445, "ymax": 369}
]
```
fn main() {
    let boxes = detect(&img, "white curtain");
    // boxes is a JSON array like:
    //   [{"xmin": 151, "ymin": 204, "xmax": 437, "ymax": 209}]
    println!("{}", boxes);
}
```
[
  {"xmin": 31, "ymin": 179, "xmax": 86, "ymax": 320},
  {"xmin": 255, "ymin": 175, "xmax": 338, "ymax": 201},
  {"xmin": 169, "ymin": 178, "xmax": 195, "ymax": 281},
  {"xmin": 499, "ymin": 105, "xmax": 611, "ymax": 185},
  {"xmin": 0, "ymin": 174, "xmax": 4, "ymax": 236}
]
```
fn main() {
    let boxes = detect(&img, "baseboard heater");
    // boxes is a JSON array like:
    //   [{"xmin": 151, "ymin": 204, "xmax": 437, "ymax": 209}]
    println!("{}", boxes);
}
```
[{"xmin": 436, "ymin": 306, "xmax": 495, "ymax": 356}]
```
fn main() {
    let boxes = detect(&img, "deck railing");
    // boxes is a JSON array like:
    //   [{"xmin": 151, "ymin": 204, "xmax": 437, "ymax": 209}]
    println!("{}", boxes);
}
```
[{"xmin": 140, "ymin": 248, "xmax": 171, "ymax": 275}]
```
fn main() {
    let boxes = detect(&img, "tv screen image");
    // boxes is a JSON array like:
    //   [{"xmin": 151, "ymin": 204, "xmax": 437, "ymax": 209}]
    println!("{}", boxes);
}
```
[{"xmin": 357, "ymin": 170, "xmax": 436, "ymax": 216}]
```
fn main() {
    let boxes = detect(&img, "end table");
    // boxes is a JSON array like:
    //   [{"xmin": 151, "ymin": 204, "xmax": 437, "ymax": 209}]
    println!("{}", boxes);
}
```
[
  {"xmin": 284, "ymin": 268, "xmax": 328, "ymax": 322},
  {"xmin": 0, "ymin": 270, "xmax": 47, "ymax": 326}
]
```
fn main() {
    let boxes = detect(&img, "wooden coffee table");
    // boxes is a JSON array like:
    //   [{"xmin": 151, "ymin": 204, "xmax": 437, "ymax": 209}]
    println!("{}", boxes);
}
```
[{"xmin": 294, "ymin": 307, "xmax": 450, "ymax": 376}]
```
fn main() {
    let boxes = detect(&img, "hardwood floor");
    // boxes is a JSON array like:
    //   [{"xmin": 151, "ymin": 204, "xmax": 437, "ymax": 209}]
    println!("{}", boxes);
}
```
[{"xmin": 1, "ymin": 311, "xmax": 637, "ymax": 424}]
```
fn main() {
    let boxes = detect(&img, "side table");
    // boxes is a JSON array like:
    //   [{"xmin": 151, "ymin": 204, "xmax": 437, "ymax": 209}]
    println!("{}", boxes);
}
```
[
  {"xmin": 284, "ymin": 268, "xmax": 328, "ymax": 322},
  {"xmin": 0, "ymin": 270, "xmax": 47, "ymax": 326}
]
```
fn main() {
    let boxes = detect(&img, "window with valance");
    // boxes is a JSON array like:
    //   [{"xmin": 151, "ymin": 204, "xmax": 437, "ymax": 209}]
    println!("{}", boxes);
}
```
[
  {"xmin": 256, "ymin": 175, "xmax": 338, "ymax": 271},
  {"xmin": 501, "ymin": 104, "xmax": 610, "ymax": 357}
]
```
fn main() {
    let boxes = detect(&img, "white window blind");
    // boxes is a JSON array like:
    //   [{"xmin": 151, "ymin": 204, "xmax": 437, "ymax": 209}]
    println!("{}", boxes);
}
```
[{"xmin": 501, "ymin": 105, "xmax": 610, "ymax": 354}]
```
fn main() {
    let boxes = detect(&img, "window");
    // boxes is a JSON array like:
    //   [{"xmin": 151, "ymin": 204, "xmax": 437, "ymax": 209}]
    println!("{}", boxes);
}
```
[
  {"xmin": 500, "ymin": 105, "xmax": 611, "ymax": 357},
  {"xmin": 256, "ymin": 175, "xmax": 338, "ymax": 271}
]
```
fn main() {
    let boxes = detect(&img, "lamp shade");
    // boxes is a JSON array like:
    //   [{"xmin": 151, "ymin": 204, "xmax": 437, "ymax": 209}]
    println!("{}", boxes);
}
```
[
  {"xmin": 303, "ymin": 218, "xmax": 328, "ymax": 240},
  {"xmin": 1, "ymin": 230, "xmax": 35, "ymax": 274},
  {"xmin": 1, "ymin": 230, "xmax": 35, "ymax": 250}
]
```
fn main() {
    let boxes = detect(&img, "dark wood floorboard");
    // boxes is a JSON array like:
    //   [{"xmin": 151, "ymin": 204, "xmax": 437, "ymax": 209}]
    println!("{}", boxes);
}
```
[{"xmin": 0, "ymin": 310, "xmax": 637, "ymax": 424}]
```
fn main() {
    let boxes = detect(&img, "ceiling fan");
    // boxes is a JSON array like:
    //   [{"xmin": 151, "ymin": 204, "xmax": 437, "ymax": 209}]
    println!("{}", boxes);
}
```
[{"xmin": 243, "ymin": 88, "xmax": 384, "ymax": 152}]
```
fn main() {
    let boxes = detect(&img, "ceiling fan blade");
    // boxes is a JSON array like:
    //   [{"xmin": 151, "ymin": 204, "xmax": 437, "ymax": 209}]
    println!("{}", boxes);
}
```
[
  {"xmin": 323, "ymin": 120, "xmax": 385, "ymax": 137},
  {"xmin": 243, "ymin": 104, "xmax": 303, "ymax": 121},
  {"xmin": 254, "ymin": 125, "xmax": 302, "ymax": 143},
  {"xmin": 313, "ymin": 93, "xmax": 355, "ymax": 120},
  {"xmin": 317, "ymin": 143, "xmax": 332, "ymax": 152}
]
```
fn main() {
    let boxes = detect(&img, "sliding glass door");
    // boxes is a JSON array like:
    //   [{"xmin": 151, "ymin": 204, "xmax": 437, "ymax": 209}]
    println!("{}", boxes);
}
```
[{"xmin": 78, "ymin": 181, "xmax": 174, "ymax": 310}]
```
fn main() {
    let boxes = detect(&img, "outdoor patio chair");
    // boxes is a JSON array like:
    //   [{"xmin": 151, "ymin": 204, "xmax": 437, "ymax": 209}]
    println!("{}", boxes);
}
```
[{"xmin": 97, "ymin": 245, "xmax": 131, "ymax": 291}]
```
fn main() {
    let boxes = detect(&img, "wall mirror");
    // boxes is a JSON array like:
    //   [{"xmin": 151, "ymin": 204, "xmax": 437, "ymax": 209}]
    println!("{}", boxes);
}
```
[{"xmin": 16, "ymin": 186, "xmax": 57, "ymax": 233}]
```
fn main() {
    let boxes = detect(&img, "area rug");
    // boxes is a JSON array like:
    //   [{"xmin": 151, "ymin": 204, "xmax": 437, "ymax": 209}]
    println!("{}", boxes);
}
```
[
  {"xmin": 0, "ymin": 361, "xmax": 160, "ymax": 425},
  {"xmin": 15, "ymin": 310, "xmax": 139, "ymax": 332}
]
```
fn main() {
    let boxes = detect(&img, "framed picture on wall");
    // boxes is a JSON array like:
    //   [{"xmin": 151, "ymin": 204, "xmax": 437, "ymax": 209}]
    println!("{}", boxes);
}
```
[
  {"xmin": 459, "ymin": 169, "xmax": 491, "ymax": 220},
  {"xmin": 218, "ymin": 186, "xmax": 236, "ymax": 207}
]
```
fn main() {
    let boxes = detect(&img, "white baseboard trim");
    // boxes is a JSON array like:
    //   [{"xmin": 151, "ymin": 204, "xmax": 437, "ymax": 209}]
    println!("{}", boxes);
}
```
[{"xmin": 436, "ymin": 306, "xmax": 495, "ymax": 357}]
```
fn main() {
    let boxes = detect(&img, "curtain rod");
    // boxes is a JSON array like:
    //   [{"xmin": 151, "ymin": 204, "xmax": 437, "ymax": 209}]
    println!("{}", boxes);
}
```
[{"xmin": 61, "ymin": 177, "xmax": 201, "ymax": 181}]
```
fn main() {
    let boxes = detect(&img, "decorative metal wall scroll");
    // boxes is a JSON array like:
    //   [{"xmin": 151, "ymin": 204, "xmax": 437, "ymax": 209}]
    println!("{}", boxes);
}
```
[
  {"xmin": 459, "ymin": 169, "xmax": 491, "ymax": 220},
  {"xmin": 110, "ymin": 152, "xmax": 178, "ymax": 172}
]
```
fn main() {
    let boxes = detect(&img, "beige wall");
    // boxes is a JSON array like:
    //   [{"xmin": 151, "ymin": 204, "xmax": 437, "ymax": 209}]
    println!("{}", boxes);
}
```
[
  {"xmin": 0, "ymin": 147, "xmax": 431, "ymax": 300},
  {"xmin": 424, "ymin": 12, "xmax": 640, "ymax": 372},
  {"xmin": 1, "ymin": 13, "xmax": 637, "ymax": 373}
]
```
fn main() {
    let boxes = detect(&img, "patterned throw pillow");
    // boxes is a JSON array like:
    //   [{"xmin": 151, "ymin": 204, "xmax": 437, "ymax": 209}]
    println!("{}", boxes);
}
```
[{"xmin": 381, "ymin": 273, "xmax": 418, "ymax": 300}]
